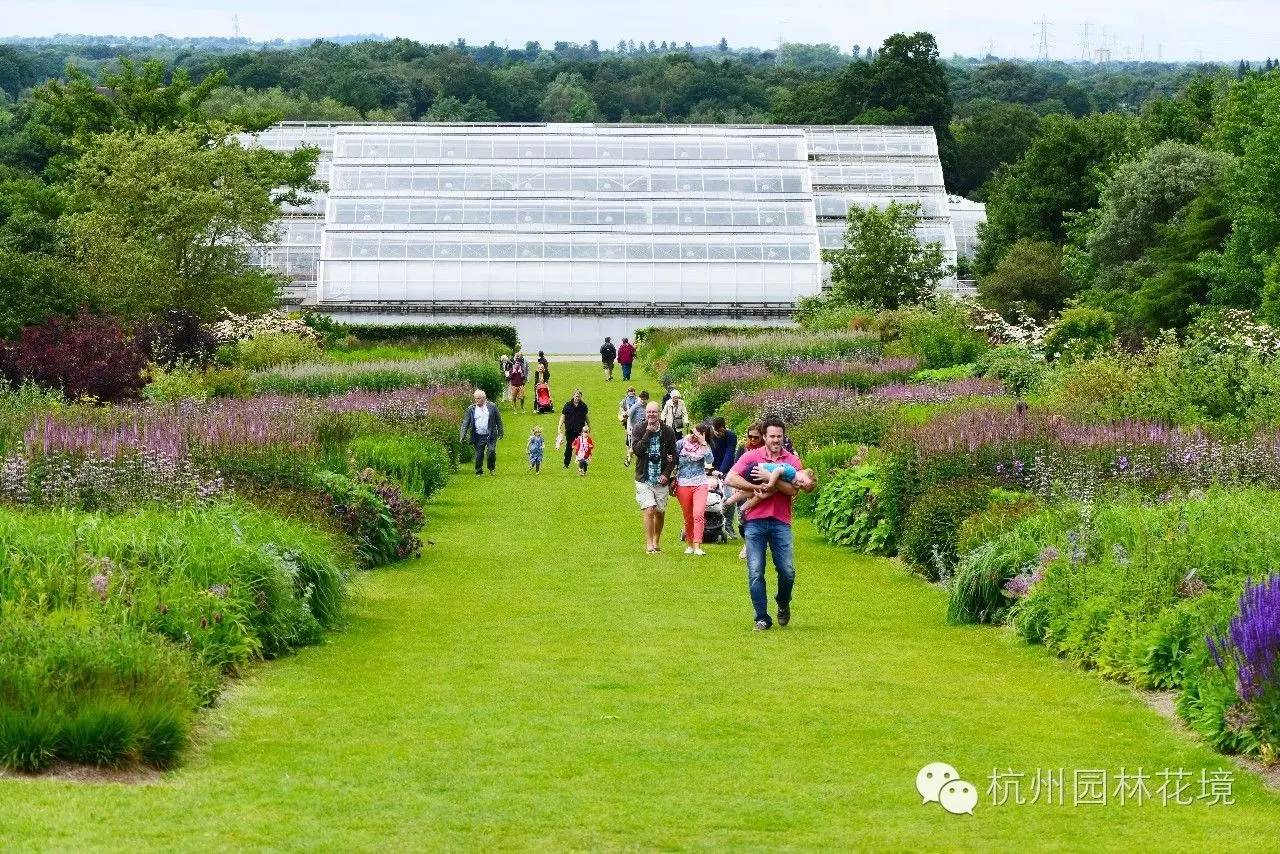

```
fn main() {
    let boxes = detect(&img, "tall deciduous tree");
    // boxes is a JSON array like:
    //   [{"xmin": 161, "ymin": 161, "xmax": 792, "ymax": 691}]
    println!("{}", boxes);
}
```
[
  {"xmin": 978, "ymin": 239, "xmax": 1076, "ymax": 322},
  {"xmin": 65, "ymin": 123, "xmax": 320, "ymax": 321},
  {"xmin": 824, "ymin": 202, "xmax": 951, "ymax": 309},
  {"xmin": 949, "ymin": 100, "xmax": 1041, "ymax": 197},
  {"xmin": 538, "ymin": 72, "xmax": 603, "ymax": 122}
]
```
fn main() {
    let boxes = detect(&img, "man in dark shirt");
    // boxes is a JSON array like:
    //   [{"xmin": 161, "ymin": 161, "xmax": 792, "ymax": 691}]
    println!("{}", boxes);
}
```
[
  {"xmin": 600, "ymin": 337, "xmax": 617, "ymax": 381},
  {"xmin": 709, "ymin": 416, "xmax": 739, "ymax": 539},
  {"xmin": 557, "ymin": 389, "xmax": 591, "ymax": 469}
]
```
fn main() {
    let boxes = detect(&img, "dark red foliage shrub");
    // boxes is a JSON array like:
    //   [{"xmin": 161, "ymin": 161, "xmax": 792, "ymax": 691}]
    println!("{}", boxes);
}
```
[
  {"xmin": 134, "ymin": 309, "xmax": 220, "ymax": 369},
  {"xmin": 7, "ymin": 313, "xmax": 147, "ymax": 403}
]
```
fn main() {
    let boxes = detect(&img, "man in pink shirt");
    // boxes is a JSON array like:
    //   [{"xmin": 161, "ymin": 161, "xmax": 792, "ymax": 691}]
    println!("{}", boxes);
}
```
[{"xmin": 726, "ymin": 416, "xmax": 807, "ymax": 631}]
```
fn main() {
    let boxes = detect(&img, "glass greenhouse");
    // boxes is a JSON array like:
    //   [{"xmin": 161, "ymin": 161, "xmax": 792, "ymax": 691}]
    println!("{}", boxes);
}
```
[{"xmin": 246, "ymin": 123, "xmax": 982, "ymax": 341}]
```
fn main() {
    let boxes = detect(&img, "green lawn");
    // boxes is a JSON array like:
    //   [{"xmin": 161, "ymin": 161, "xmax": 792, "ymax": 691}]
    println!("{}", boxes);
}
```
[{"xmin": 3, "ymin": 359, "xmax": 1278, "ymax": 851}]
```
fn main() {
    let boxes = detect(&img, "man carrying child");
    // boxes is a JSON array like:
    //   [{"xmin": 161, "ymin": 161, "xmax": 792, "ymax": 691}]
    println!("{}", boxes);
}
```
[{"xmin": 726, "ymin": 417, "xmax": 815, "ymax": 631}]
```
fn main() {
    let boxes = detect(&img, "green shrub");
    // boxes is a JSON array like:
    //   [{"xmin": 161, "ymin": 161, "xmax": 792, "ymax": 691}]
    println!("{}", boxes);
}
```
[
  {"xmin": 0, "ymin": 503, "xmax": 351, "ymax": 674},
  {"xmin": 0, "ymin": 708, "xmax": 60, "ymax": 772},
  {"xmin": 795, "ymin": 442, "xmax": 867, "ymax": 516},
  {"xmin": 794, "ymin": 296, "xmax": 879, "ymax": 332},
  {"xmin": 326, "ymin": 337, "xmax": 509, "ymax": 362},
  {"xmin": 908, "ymin": 363, "xmax": 976, "ymax": 383},
  {"xmin": 633, "ymin": 325, "xmax": 778, "ymax": 368},
  {"xmin": 883, "ymin": 301, "xmax": 989, "ymax": 369},
  {"xmin": 787, "ymin": 406, "xmax": 896, "ymax": 451},
  {"xmin": 142, "ymin": 361, "xmax": 211, "ymax": 403},
  {"xmin": 224, "ymin": 331, "xmax": 324, "ymax": 371},
  {"xmin": 321, "ymin": 322, "xmax": 519, "ymax": 353},
  {"xmin": 203, "ymin": 367, "xmax": 251, "ymax": 398},
  {"xmin": 812, "ymin": 463, "xmax": 892, "ymax": 555},
  {"xmin": 663, "ymin": 330, "xmax": 882, "ymax": 382},
  {"xmin": 0, "ymin": 616, "xmax": 200, "ymax": 772},
  {"xmin": 1043, "ymin": 307, "xmax": 1116, "ymax": 362},
  {"xmin": 349, "ymin": 434, "xmax": 451, "ymax": 498},
  {"xmin": 1177, "ymin": 660, "xmax": 1260, "ymax": 755},
  {"xmin": 975, "ymin": 345, "xmax": 1047, "ymax": 395},
  {"xmin": 316, "ymin": 470, "xmax": 423, "ymax": 568},
  {"xmin": 898, "ymin": 479, "xmax": 994, "ymax": 580}
]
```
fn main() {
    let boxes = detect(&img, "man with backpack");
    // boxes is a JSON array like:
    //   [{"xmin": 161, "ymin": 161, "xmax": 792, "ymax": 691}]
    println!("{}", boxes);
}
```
[{"xmin": 600, "ymin": 337, "xmax": 617, "ymax": 381}]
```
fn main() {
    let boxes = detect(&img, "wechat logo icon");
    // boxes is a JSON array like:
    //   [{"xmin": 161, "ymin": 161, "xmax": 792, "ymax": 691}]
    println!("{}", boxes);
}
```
[{"xmin": 916, "ymin": 762, "xmax": 978, "ymax": 815}]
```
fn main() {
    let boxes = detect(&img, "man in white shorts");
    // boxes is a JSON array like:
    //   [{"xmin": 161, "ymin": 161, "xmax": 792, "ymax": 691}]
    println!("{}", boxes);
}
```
[{"xmin": 630, "ymin": 400, "xmax": 678, "ymax": 554}]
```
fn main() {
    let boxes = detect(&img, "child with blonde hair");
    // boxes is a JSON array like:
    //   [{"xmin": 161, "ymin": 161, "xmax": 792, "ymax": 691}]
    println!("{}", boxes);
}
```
[
  {"xmin": 571, "ymin": 425, "xmax": 595, "ymax": 476},
  {"xmin": 527, "ymin": 425, "xmax": 545, "ymax": 473}
]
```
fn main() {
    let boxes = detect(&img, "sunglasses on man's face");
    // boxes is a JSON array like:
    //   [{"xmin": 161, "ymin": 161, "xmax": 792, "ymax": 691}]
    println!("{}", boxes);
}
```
[{"xmin": 747, "ymin": 435, "xmax": 762, "ymax": 443}]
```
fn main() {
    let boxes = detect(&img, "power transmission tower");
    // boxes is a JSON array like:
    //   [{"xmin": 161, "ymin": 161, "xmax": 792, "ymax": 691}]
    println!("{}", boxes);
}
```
[
  {"xmin": 1080, "ymin": 21, "xmax": 1091, "ymax": 61},
  {"xmin": 232, "ymin": 14, "xmax": 240, "ymax": 39},
  {"xmin": 1034, "ymin": 16, "xmax": 1052, "ymax": 61}
]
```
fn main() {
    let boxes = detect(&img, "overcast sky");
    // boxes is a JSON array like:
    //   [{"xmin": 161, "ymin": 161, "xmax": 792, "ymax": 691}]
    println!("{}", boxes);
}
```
[{"xmin": 3, "ymin": 0, "xmax": 1274, "ymax": 61}]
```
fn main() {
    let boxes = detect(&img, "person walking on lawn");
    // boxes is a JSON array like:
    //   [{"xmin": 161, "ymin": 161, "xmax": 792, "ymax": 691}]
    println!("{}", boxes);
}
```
[
  {"xmin": 600, "ymin": 337, "xmax": 618, "ymax": 381},
  {"xmin": 709, "ymin": 416, "xmax": 739, "ymax": 539},
  {"xmin": 623, "ymin": 390, "xmax": 650, "ymax": 465},
  {"xmin": 726, "ymin": 417, "xmax": 807, "ymax": 630},
  {"xmin": 617, "ymin": 337, "xmax": 636, "ymax": 381},
  {"xmin": 631, "ymin": 400, "xmax": 678, "ymax": 554},
  {"xmin": 661, "ymin": 389, "xmax": 689, "ymax": 434},
  {"xmin": 557, "ymin": 389, "xmax": 591, "ymax": 469},
  {"xmin": 674, "ymin": 421, "xmax": 715, "ymax": 556},
  {"xmin": 618, "ymin": 385, "xmax": 639, "ymax": 450},
  {"xmin": 460, "ymin": 388, "xmax": 504, "ymax": 476},
  {"xmin": 508, "ymin": 357, "xmax": 528, "ymax": 412}
]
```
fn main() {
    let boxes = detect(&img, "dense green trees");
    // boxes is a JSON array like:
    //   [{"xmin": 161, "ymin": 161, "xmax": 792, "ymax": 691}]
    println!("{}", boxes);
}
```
[
  {"xmin": 974, "ymin": 112, "xmax": 1139, "ymax": 275},
  {"xmin": 971, "ymin": 67, "xmax": 1280, "ymax": 338}
]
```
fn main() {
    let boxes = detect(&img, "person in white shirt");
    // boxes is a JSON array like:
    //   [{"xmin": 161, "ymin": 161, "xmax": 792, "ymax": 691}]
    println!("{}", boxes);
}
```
[{"xmin": 460, "ymin": 389, "xmax": 504, "ymax": 476}]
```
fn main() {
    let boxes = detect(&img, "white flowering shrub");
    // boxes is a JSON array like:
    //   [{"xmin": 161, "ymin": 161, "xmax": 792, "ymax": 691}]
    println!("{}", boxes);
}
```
[{"xmin": 211, "ymin": 309, "xmax": 321, "ymax": 345}]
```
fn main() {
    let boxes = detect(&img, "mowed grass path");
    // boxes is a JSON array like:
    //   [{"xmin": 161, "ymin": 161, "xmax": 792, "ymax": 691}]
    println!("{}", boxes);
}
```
[{"xmin": 4, "ymin": 359, "xmax": 1279, "ymax": 851}]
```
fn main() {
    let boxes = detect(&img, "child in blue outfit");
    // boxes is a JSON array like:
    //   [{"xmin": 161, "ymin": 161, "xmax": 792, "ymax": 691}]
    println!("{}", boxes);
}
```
[
  {"xmin": 724, "ymin": 461, "xmax": 816, "ymax": 513},
  {"xmin": 528, "ymin": 426, "xmax": 545, "ymax": 473}
]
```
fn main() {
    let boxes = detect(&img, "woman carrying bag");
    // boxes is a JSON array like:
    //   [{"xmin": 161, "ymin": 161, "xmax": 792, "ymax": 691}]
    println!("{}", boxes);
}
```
[{"xmin": 661, "ymin": 389, "xmax": 689, "ymax": 434}]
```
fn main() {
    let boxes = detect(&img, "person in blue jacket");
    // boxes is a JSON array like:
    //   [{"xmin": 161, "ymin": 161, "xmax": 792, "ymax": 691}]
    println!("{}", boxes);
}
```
[{"xmin": 709, "ymin": 416, "xmax": 739, "ymax": 539}]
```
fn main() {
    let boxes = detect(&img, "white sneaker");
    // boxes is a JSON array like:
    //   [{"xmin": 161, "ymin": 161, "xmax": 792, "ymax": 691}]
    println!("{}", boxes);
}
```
[
  {"xmin": 692, "ymin": 548, "xmax": 706, "ymax": 556},
  {"xmin": 684, "ymin": 546, "xmax": 694, "ymax": 555}
]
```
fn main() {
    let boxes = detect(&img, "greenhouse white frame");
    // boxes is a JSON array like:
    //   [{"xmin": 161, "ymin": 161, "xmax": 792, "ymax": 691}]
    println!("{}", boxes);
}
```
[{"xmin": 246, "ymin": 123, "xmax": 982, "ymax": 316}]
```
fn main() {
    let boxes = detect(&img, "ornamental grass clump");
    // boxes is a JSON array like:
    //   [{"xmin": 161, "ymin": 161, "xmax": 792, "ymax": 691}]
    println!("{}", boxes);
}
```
[
  {"xmin": 248, "ymin": 352, "xmax": 503, "ymax": 398},
  {"xmin": 663, "ymin": 330, "xmax": 882, "ymax": 382}
]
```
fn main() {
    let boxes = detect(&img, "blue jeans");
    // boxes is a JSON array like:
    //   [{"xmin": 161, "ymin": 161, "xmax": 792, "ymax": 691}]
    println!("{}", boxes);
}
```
[
  {"xmin": 621, "ymin": 362, "xmax": 632, "ymax": 380},
  {"xmin": 744, "ymin": 518, "xmax": 795, "ymax": 626}
]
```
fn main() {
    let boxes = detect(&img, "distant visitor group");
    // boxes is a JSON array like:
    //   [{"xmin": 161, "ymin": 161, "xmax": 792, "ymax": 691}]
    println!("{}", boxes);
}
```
[{"xmin": 459, "ymin": 337, "xmax": 818, "ymax": 631}]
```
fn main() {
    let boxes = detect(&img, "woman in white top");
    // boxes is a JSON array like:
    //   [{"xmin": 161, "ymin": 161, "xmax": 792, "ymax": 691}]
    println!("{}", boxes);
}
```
[{"xmin": 662, "ymin": 389, "xmax": 689, "ymax": 434}]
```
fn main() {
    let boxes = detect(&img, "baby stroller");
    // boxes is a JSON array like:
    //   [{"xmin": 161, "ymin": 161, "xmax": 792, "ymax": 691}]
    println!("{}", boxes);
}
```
[
  {"xmin": 703, "ymin": 479, "xmax": 728, "ymax": 544},
  {"xmin": 534, "ymin": 382, "xmax": 555, "ymax": 414}
]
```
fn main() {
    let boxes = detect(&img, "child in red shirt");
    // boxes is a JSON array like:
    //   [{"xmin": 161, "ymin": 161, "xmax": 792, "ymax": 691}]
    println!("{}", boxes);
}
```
[{"xmin": 571, "ymin": 426, "xmax": 595, "ymax": 476}]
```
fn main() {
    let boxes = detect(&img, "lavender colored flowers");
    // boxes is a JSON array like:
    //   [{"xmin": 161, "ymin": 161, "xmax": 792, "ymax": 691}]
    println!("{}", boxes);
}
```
[
  {"xmin": 1208, "ymin": 574, "xmax": 1280, "ymax": 703},
  {"xmin": 1004, "ymin": 568, "xmax": 1045, "ymax": 598}
]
